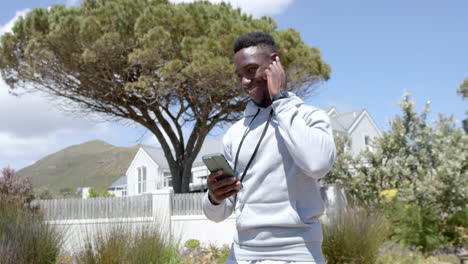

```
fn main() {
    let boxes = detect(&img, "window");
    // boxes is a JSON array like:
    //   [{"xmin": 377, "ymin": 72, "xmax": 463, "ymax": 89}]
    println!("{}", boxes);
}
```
[
  {"xmin": 364, "ymin": 135, "xmax": 373, "ymax": 152},
  {"xmin": 122, "ymin": 190, "xmax": 127, "ymax": 196},
  {"xmin": 163, "ymin": 171, "xmax": 172, "ymax": 188},
  {"xmin": 364, "ymin": 135, "xmax": 371, "ymax": 146},
  {"xmin": 138, "ymin": 166, "xmax": 147, "ymax": 194}
]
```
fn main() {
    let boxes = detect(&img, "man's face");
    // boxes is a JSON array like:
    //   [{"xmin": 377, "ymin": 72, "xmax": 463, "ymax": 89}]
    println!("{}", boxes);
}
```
[{"xmin": 234, "ymin": 46, "xmax": 272, "ymax": 107}]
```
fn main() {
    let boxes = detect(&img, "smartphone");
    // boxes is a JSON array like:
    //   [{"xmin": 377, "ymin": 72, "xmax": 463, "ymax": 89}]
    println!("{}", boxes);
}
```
[{"xmin": 202, "ymin": 153, "xmax": 243, "ymax": 190}]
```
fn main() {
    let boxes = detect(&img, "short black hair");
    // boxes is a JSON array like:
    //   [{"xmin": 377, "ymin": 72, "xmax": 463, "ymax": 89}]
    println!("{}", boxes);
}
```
[{"xmin": 233, "ymin": 32, "xmax": 278, "ymax": 54}]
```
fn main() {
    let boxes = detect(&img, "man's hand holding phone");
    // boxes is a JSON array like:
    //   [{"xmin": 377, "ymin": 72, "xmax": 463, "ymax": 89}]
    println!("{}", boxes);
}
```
[{"xmin": 207, "ymin": 170, "xmax": 241, "ymax": 205}]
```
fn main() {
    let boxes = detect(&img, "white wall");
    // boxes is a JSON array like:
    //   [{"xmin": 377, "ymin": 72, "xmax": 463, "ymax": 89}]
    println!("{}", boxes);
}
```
[
  {"xmin": 172, "ymin": 215, "xmax": 235, "ymax": 246},
  {"xmin": 108, "ymin": 188, "xmax": 126, "ymax": 197},
  {"xmin": 52, "ymin": 217, "xmax": 157, "ymax": 254},
  {"xmin": 44, "ymin": 186, "xmax": 345, "ymax": 255},
  {"xmin": 127, "ymin": 149, "xmax": 160, "ymax": 196},
  {"xmin": 50, "ymin": 189, "xmax": 235, "ymax": 254},
  {"xmin": 349, "ymin": 113, "xmax": 381, "ymax": 156}
]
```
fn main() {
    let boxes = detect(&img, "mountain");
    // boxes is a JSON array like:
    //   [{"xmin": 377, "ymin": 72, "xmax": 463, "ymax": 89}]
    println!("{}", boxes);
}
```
[{"xmin": 17, "ymin": 140, "xmax": 141, "ymax": 197}]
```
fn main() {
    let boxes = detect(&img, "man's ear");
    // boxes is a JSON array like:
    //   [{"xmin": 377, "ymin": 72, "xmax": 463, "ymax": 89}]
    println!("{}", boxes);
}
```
[{"xmin": 270, "ymin": 53, "xmax": 279, "ymax": 61}]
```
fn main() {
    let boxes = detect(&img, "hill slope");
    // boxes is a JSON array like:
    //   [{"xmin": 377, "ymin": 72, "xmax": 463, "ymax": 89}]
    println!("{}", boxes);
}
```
[{"xmin": 17, "ymin": 140, "xmax": 140, "ymax": 196}]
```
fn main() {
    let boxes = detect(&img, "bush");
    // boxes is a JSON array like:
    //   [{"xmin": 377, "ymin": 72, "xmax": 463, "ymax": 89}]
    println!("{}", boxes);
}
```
[
  {"xmin": 88, "ymin": 187, "xmax": 114, "ymax": 198},
  {"xmin": 383, "ymin": 198, "xmax": 468, "ymax": 252},
  {"xmin": 0, "ymin": 167, "xmax": 35, "ymax": 207},
  {"xmin": 323, "ymin": 94, "xmax": 468, "ymax": 251},
  {"xmin": 180, "ymin": 240, "xmax": 230, "ymax": 264},
  {"xmin": 0, "ymin": 206, "xmax": 63, "ymax": 264},
  {"xmin": 77, "ymin": 224, "xmax": 185, "ymax": 264},
  {"xmin": 376, "ymin": 243, "xmax": 460, "ymax": 264},
  {"xmin": 322, "ymin": 204, "xmax": 390, "ymax": 264}
]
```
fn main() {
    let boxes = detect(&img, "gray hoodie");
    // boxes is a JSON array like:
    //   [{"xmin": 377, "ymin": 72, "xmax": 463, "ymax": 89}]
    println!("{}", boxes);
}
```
[{"xmin": 203, "ymin": 92, "xmax": 336, "ymax": 262}]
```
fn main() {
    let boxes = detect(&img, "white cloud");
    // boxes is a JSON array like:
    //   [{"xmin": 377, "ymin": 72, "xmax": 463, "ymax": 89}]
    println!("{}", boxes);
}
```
[
  {"xmin": 0, "ymin": 80, "xmax": 106, "ymax": 138},
  {"xmin": 0, "ymin": 7, "xmax": 131, "ymax": 171},
  {"xmin": 169, "ymin": 0, "xmax": 294, "ymax": 17},
  {"xmin": 0, "ymin": 79, "xmax": 117, "ymax": 170},
  {"xmin": 0, "ymin": 9, "xmax": 30, "ymax": 36}
]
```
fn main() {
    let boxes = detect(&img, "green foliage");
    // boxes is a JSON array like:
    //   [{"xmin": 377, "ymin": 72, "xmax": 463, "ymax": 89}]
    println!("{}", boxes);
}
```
[
  {"xmin": 458, "ymin": 77, "xmax": 468, "ymax": 99},
  {"xmin": 0, "ymin": 0, "xmax": 330, "ymax": 193},
  {"xmin": 77, "ymin": 224, "xmax": 185, "ymax": 264},
  {"xmin": 322, "ymin": 204, "xmax": 390, "ymax": 264},
  {"xmin": 184, "ymin": 239, "xmax": 200, "ymax": 249},
  {"xmin": 59, "ymin": 187, "xmax": 74, "ymax": 197},
  {"xmin": 0, "ymin": 206, "xmax": 63, "ymax": 264},
  {"xmin": 88, "ymin": 187, "xmax": 114, "ymax": 198},
  {"xmin": 384, "ymin": 201, "xmax": 451, "ymax": 252},
  {"xmin": 376, "ymin": 243, "xmax": 459, "ymax": 264},
  {"xmin": 321, "ymin": 135, "xmax": 355, "ymax": 187},
  {"xmin": 324, "ymin": 93, "xmax": 467, "ymax": 251},
  {"xmin": 37, "ymin": 187, "xmax": 54, "ymax": 199},
  {"xmin": 457, "ymin": 77, "xmax": 468, "ymax": 133},
  {"xmin": 180, "ymin": 240, "xmax": 230, "ymax": 264}
]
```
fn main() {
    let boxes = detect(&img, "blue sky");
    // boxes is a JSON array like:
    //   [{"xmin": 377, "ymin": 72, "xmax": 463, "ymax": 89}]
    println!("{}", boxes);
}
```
[{"xmin": 0, "ymin": 0, "xmax": 467, "ymax": 170}]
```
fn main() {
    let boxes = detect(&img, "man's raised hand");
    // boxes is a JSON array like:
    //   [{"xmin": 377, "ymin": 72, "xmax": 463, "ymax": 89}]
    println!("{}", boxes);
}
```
[{"xmin": 207, "ymin": 170, "xmax": 241, "ymax": 205}]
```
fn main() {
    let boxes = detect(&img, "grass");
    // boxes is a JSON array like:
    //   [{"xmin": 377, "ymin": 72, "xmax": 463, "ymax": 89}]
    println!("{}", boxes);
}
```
[
  {"xmin": 0, "ymin": 205, "xmax": 63, "ymax": 264},
  {"xmin": 76, "ymin": 224, "xmax": 185, "ymax": 264},
  {"xmin": 376, "ymin": 243, "xmax": 460, "ymax": 264},
  {"xmin": 0, "ymin": 201, "xmax": 462, "ymax": 264},
  {"xmin": 322, "ymin": 205, "xmax": 391, "ymax": 264}
]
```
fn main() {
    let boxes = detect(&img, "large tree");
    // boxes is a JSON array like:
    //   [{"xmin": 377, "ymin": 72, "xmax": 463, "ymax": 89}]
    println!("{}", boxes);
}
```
[{"xmin": 0, "ymin": 0, "xmax": 330, "ymax": 193}]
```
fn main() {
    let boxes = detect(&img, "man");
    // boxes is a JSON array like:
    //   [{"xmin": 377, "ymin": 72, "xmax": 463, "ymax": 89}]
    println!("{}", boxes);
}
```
[{"xmin": 202, "ymin": 32, "xmax": 336, "ymax": 263}]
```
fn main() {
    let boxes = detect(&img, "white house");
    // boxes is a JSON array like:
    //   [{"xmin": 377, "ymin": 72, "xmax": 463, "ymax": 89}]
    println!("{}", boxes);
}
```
[
  {"xmin": 108, "ymin": 107, "xmax": 381, "ymax": 196},
  {"xmin": 108, "ymin": 137, "xmax": 223, "ymax": 197},
  {"xmin": 325, "ymin": 107, "xmax": 382, "ymax": 156},
  {"xmin": 107, "ymin": 175, "xmax": 127, "ymax": 197}
]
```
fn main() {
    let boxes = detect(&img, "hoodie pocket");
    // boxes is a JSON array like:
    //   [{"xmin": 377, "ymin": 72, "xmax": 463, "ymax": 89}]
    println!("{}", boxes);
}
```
[{"xmin": 236, "ymin": 200, "xmax": 306, "ymax": 231}]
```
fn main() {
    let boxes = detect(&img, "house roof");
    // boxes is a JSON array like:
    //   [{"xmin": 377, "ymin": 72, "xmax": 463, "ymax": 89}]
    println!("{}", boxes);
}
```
[
  {"xmin": 336, "ymin": 109, "xmax": 365, "ymax": 130},
  {"xmin": 141, "ymin": 145, "xmax": 169, "ymax": 168},
  {"xmin": 326, "ymin": 107, "xmax": 369, "ymax": 134},
  {"xmin": 108, "ymin": 175, "xmax": 127, "ymax": 189}
]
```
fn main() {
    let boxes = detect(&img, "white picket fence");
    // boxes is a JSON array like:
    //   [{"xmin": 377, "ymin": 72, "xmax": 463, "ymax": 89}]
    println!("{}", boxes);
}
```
[
  {"xmin": 172, "ymin": 192, "xmax": 204, "ymax": 216},
  {"xmin": 30, "ymin": 186, "xmax": 345, "ymax": 253},
  {"xmin": 31, "ymin": 192, "xmax": 205, "ymax": 220}
]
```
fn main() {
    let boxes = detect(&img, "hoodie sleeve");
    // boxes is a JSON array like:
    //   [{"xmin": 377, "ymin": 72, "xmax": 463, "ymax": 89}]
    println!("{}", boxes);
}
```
[
  {"xmin": 202, "ymin": 132, "xmax": 235, "ymax": 222},
  {"xmin": 271, "ymin": 97, "xmax": 336, "ymax": 179}
]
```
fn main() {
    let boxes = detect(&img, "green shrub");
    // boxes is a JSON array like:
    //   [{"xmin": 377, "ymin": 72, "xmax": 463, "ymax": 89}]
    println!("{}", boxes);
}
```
[
  {"xmin": 184, "ymin": 239, "xmax": 201, "ymax": 249},
  {"xmin": 180, "ymin": 241, "xmax": 230, "ymax": 264},
  {"xmin": 0, "ymin": 206, "xmax": 63, "ymax": 264},
  {"xmin": 376, "ymin": 243, "xmax": 460, "ymax": 264},
  {"xmin": 77, "ymin": 224, "xmax": 185, "ymax": 264},
  {"xmin": 323, "ymin": 94, "xmax": 468, "ymax": 251},
  {"xmin": 384, "ymin": 201, "xmax": 449, "ymax": 252},
  {"xmin": 322, "ymin": 205, "xmax": 390, "ymax": 264}
]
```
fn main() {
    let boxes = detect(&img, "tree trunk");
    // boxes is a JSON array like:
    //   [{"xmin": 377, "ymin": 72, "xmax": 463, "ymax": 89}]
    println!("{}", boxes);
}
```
[
  {"xmin": 171, "ymin": 166, "xmax": 182, "ymax": 193},
  {"xmin": 169, "ymin": 158, "xmax": 193, "ymax": 193}
]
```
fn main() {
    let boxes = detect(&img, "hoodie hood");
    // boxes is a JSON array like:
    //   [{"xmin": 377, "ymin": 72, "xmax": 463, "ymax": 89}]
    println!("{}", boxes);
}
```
[{"xmin": 243, "ymin": 92, "xmax": 304, "ymax": 117}]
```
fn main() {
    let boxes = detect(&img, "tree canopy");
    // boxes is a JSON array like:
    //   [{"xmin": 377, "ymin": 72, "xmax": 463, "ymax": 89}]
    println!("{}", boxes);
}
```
[
  {"xmin": 458, "ymin": 77, "xmax": 467, "ymax": 133},
  {"xmin": 458, "ymin": 77, "xmax": 468, "ymax": 99},
  {"xmin": 0, "ymin": 0, "xmax": 330, "ymax": 193}
]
